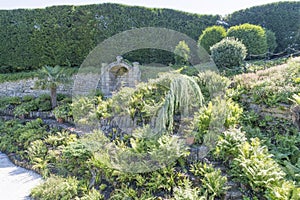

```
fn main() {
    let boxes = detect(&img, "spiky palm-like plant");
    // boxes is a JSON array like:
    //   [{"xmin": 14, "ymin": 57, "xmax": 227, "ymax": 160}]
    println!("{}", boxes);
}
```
[{"xmin": 35, "ymin": 65, "xmax": 69, "ymax": 108}]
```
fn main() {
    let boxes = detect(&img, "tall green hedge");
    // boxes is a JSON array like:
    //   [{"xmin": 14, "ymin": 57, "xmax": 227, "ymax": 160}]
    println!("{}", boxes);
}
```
[
  {"xmin": 226, "ymin": 1, "xmax": 300, "ymax": 52},
  {"xmin": 0, "ymin": 3, "xmax": 219, "ymax": 71}
]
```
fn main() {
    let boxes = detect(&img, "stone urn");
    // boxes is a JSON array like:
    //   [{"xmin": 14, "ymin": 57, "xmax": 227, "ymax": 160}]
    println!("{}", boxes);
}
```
[
  {"xmin": 186, "ymin": 136, "xmax": 195, "ymax": 145},
  {"xmin": 57, "ymin": 118, "xmax": 64, "ymax": 124}
]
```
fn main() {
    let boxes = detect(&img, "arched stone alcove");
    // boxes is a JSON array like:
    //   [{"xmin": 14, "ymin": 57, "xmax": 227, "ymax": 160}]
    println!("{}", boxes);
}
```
[{"xmin": 99, "ymin": 56, "xmax": 141, "ymax": 97}]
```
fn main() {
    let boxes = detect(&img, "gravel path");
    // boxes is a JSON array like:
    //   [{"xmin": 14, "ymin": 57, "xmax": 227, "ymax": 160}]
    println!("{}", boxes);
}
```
[{"xmin": 0, "ymin": 152, "xmax": 42, "ymax": 200}]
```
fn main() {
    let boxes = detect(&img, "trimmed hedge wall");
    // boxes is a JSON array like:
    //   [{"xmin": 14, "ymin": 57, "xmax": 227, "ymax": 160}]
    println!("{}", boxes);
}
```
[
  {"xmin": 0, "ymin": 3, "xmax": 219, "ymax": 72},
  {"xmin": 226, "ymin": 1, "xmax": 300, "ymax": 53}
]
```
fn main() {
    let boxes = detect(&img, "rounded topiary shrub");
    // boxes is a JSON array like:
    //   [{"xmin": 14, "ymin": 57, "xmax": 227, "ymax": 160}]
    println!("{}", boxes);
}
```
[
  {"xmin": 198, "ymin": 25, "xmax": 227, "ymax": 54},
  {"xmin": 210, "ymin": 37, "xmax": 247, "ymax": 69},
  {"xmin": 227, "ymin": 23, "xmax": 267, "ymax": 56}
]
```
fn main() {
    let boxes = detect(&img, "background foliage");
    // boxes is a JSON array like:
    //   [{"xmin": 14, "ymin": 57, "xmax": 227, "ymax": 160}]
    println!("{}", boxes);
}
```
[
  {"xmin": 0, "ymin": 2, "xmax": 299, "ymax": 71},
  {"xmin": 226, "ymin": 1, "xmax": 300, "ymax": 52},
  {"xmin": 0, "ymin": 3, "xmax": 219, "ymax": 71}
]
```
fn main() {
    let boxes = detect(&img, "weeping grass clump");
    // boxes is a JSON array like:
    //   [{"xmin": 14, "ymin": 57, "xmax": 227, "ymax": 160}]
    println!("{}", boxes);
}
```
[
  {"xmin": 108, "ymin": 72, "xmax": 205, "ymax": 136},
  {"xmin": 152, "ymin": 73, "xmax": 204, "ymax": 134}
]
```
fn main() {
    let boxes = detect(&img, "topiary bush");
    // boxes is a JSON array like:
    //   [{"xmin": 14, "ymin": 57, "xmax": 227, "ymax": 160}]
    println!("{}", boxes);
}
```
[
  {"xmin": 198, "ymin": 25, "xmax": 227, "ymax": 54},
  {"xmin": 227, "ymin": 23, "xmax": 267, "ymax": 57},
  {"xmin": 210, "ymin": 37, "xmax": 247, "ymax": 69}
]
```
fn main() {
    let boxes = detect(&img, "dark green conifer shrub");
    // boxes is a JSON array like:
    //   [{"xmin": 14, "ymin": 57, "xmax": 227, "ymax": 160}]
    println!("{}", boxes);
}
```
[{"xmin": 210, "ymin": 37, "xmax": 247, "ymax": 69}]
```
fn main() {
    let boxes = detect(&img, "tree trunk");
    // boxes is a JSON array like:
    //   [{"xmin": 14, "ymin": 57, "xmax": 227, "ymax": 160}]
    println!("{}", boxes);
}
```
[
  {"xmin": 50, "ymin": 87, "xmax": 57, "ymax": 108},
  {"xmin": 291, "ymin": 105, "xmax": 300, "ymax": 130}
]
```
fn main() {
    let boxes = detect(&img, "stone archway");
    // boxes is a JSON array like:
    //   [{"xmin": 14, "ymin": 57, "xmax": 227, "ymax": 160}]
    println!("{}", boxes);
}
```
[
  {"xmin": 109, "ymin": 65, "xmax": 129, "ymax": 92},
  {"xmin": 99, "ymin": 56, "xmax": 141, "ymax": 97}
]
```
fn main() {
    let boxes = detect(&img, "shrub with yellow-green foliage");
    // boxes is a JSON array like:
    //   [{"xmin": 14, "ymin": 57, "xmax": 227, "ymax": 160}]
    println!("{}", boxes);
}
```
[
  {"xmin": 194, "ymin": 97, "xmax": 243, "ymax": 145},
  {"xmin": 198, "ymin": 25, "xmax": 226, "ymax": 54},
  {"xmin": 190, "ymin": 162, "xmax": 228, "ymax": 198},
  {"xmin": 232, "ymin": 138, "xmax": 300, "ymax": 198},
  {"xmin": 31, "ymin": 176, "xmax": 79, "ymax": 200},
  {"xmin": 214, "ymin": 128, "xmax": 300, "ymax": 199},
  {"xmin": 174, "ymin": 40, "xmax": 191, "ymax": 65},
  {"xmin": 227, "ymin": 23, "xmax": 268, "ymax": 56}
]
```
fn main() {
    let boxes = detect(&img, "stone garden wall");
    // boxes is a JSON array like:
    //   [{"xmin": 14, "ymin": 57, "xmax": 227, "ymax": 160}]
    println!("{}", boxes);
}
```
[
  {"xmin": 0, "ymin": 78, "xmax": 72, "ymax": 97},
  {"xmin": 0, "ymin": 57, "xmax": 140, "ymax": 98}
]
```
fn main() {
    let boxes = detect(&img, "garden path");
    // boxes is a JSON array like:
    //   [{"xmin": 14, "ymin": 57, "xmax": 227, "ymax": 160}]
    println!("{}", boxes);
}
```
[{"xmin": 0, "ymin": 152, "xmax": 42, "ymax": 200}]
